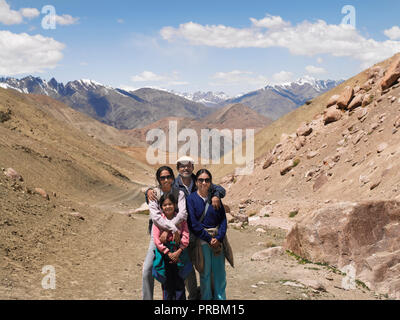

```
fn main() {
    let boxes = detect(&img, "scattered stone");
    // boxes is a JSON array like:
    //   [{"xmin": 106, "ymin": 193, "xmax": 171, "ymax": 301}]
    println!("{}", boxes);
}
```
[
  {"xmin": 370, "ymin": 180, "xmax": 381, "ymax": 190},
  {"xmin": 355, "ymin": 107, "xmax": 368, "ymax": 121},
  {"xmin": 280, "ymin": 160, "xmax": 295, "ymax": 176},
  {"xmin": 327, "ymin": 95, "xmax": 340, "ymax": 108},
  {"xmin": 231, "ymin": 222, "xmax": 243, "ymax": 230},
  {"xmin": 294, "ymin": 136, "xmax": 306, "ymax": 150},
  {"xmin": 381, "ymin": 57, "xmax": 400, "ymax": 90},
  {"xmin": 256, "ymin": 228, "xmax": 266, "ymax": 233},
  {"xmin": 362, "ymin": 93, "xmax": 374, "ymax": 107},
  {"xmin": 226, "ymin": 212, "xmax": 235, "ymax": 223},
  {"xmin": 359, "ymin": 175, "xmax": 370, "ymax": 185},
  {"xmin": 394, "ymin": 116, "xmax": 400, "ymax": 129},
  {"xmin": 361, "ymin": 79, "xmax": 374, "ymax": 92},
  {"xmin": 307, "ymin": 151, "xmax": 318, "ymax": 159},
  {"xmin": 69, "ymin": 212, "xmax": 85, "ymax": 220},
  {"xmin": 282, "ymin": 281, "xmax": 305, "ymax": 288},
  {"xmin": 299, "ymin": 279, "xmax": 327, "ymax": 292},
  {"xmin": 262, "ymin": 154, "xmax": 274, "ymax": 170},
  {"xmin": 348, "ymin": 93, "xmax": 364, "ymax": 110},
  {"xmin": 34, "ymin": 188, "xmax": 50, "ymax": 200},
  {"xmin": 324, "ymin": 106, "xmax": 342, "ymax": 125},
  {"xmin": 377, "ymin": 143, "xmax": 388, "ymax": 153},
  {"xmin": 352, "ymin": 131, "xmax": 366, "ymax": 145},
  {"xmin": 4, "ymin": 168, "xmax": 23, "ymax": 181},
  {"xmin": 251, "ymin": 246, "xmax": 284, "ymax": 261},
  {"xmin": 297, "ymin": 123, "xmax": 313, "ymax": 137},
  {"xmin": 337, "ymin": 86, "xmax": 354, "ymax": 109}
]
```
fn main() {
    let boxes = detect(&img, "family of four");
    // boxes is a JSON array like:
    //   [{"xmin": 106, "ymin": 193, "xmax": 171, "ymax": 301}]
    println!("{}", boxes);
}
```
[{"xmin": 142, "ymin": 156, "xmax": 233, "ymax": 300}]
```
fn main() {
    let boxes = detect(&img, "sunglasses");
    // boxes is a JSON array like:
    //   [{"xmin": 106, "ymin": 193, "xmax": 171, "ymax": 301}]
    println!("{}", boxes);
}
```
[
  {"xmin": 197, "ymin": 178, "xmax": 211, "ymax": 184},
  {"xmin": 160, "ymin": 175, "xmax": 173, "ymax": 181}
]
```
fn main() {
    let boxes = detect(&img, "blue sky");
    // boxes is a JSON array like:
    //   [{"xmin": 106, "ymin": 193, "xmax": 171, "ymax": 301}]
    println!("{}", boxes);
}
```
[{"xmin": 1, "ymin": 0, "xmax": 400, "ymax": 95}]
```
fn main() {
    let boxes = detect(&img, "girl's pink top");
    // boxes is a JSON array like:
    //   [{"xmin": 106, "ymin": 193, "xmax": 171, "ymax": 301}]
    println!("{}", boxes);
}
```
[{"xmin": 152, "ymin": 213, "xmax": 190, "ymax": 254}]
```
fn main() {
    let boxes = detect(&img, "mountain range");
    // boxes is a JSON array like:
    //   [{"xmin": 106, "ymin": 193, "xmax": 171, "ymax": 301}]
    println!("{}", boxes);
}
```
[
  {"xmin": 0, "ymin": 76, "xmax": 342, "ymax": 129},
  {"xmin": 221, "ymin": 77, "xmax": 343, "ymax": 120}
]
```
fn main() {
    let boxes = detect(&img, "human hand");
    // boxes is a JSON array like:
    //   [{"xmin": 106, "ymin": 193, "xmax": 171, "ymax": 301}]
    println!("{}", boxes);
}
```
[
  {"xmin": 210, "ymin": 238, "xmax": 221, "ymax": 249},
  {"xmin": 168, "ymin": 250, "xmax": 181, "ymax": 264},
  {"xmin": 160, "ymin": 231, "xmax": 169, "ymax": 244},
  {"xmin": 211, "ymin": 196, "xmax": 221, "ymax": 210},
  {"xmin": 147, "ymin": 189, "xmax": 157, "ymax": 202},
  {"xmin": 173, "ymin": 231, "xmax": 181, "ymax": 245}
]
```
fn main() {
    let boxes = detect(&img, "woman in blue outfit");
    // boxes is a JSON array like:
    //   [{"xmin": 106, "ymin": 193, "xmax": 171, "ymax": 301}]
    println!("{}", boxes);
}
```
[{"xmin": 186, "ymin": 169, "xmax": 227, "ymax": 300}]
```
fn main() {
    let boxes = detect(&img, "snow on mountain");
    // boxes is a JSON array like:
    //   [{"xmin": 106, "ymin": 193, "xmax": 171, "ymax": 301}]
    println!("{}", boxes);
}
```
[{"xmin": 169, "ymin": 90, "xmax": 232, "ymax": 107}]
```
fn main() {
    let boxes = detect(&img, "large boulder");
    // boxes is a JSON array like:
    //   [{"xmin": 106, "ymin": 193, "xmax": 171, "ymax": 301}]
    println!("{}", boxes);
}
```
[
  {"xmin": 348, "ymin": 93, "xmax": 364, "ymax": 110},
  {"xmin": 284, "ymin": 201, "xmax": 400, "ymax": 299},
  {"xmin": 324, "ymin": 106, "xmax": 342, "ymax": 125},
  {"xmin": 337, "ymin": 86, "xmax": 354, "ymax": 109},
  {"xmin": 297, "ymin": 123, "xmax": 313, "ymax": 137},
  {"xmin": 381, "ymin": 57, "xmax": 400, "ymax": 90},
  {"xmin": 327, "ymin": 95, "xmax": 340, "ymax": 108}
]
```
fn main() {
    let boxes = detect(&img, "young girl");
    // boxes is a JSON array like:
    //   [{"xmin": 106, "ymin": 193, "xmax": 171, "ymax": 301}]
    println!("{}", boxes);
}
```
[{"xmin": 152, "ymin": 192, "xmax": 191, "ymax": 300}]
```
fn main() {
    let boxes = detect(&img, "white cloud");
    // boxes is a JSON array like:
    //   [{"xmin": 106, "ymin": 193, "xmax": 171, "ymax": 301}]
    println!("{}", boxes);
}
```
[
  {"xmin": 55, "ymin": 14, "xmax": 79, "ymax": 26},
  {"xmin": 20, "ymin": 8, "xmax": 40, "ymax": 19},
  {"xmin": 317, "ymin": 57, "xmax": 323, "ymax": 64},
  {"xmin": 272, "ymin": 71, "xmax": 294, "ymax": 83},
  {"xmin": 0, "ymin": 0, "xmax": 39, "ymax": 25},
  {"xmin": 0, "ymin": 0, "xmax": 22, "ymax": 24},
  {"xmin": 161, "ymin": 15, "xmax": 400, "ymax": 69},
  {"xmin": 131, "ymin": 71, "xmax": 188, "ymax": 86},
  {"xmin": 0, "ymin": 30, "xmax": 65, "ymax": 75},
  {"xmin": 250, "ymin": 14, "xmax": 290, "ymax": 29},
  {"xmin": 305, "ymin": 65, "xmax": 326, "ymax": 74},
  {"xmin": 211, "ymin": 70, "xmax": 268, "ymax": 87},
  {"xmin": 131, "ymin": 71, "xmax": 166, "ymax": 82},
  {"xmin": 117, "ymin": 18, "xmax": 124, "ymax": 24},
  {"xmin": 384, "ymin": 26, "xmax": 400, "ymax": 40}
]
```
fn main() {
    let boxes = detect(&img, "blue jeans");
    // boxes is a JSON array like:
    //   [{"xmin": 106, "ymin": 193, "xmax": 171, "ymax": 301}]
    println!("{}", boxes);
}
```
[
  {"xmin": 200, "ymin": 244, "xmax": 226, "ymax": 300},
  {"xmin": 142, "ymin": 231, "xmax": 156, "ymax": 300}
]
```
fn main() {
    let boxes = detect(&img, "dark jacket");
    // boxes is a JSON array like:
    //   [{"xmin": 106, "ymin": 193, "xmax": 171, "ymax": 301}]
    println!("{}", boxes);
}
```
[{"xmin": 186, "ymin": 191, "xmax": 227, "ymax": 243}]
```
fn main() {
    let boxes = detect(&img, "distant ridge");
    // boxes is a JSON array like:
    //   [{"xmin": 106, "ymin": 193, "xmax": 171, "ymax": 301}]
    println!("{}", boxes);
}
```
[
  {"xmin": 221, "ymin": 76, "xmax": 344, "ymax": 120},
  {"xmin": 0, "ymin": 76, "xmax": 211, "ymax": 130}
]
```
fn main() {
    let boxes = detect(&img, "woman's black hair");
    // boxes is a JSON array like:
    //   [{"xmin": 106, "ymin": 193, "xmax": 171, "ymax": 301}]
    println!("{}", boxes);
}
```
[
  {"xmin": 156, "ymin": 166, "xmax": 175, "ymax": 185},
  {"xmin": 159, "ymin": 192, "xmax": 177, "ymax": 208},
  {"xmin": 195, "ymin": 168, "xmax": 212, "ymax": 183}
]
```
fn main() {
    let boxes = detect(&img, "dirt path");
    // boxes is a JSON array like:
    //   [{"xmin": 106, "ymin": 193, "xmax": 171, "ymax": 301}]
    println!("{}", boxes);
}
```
[{"xmin": 1, "ymin": 199, "xmax": 383, "ymax": 300}]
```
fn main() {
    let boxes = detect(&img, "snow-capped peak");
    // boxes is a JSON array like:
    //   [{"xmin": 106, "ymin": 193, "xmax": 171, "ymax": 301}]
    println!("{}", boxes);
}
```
[{"xmin": 77, "ymin": 79, "xmax": 104, "ymax": 88}]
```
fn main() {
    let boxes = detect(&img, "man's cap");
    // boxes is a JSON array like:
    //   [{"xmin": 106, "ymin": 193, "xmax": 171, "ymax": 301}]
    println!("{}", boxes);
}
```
[{"xmin": 176, "ymin": 156, "xmax": 195, "ymax": 165}]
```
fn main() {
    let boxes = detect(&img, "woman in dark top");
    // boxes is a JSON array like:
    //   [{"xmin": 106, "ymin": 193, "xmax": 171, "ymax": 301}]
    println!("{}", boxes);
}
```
[{"xmin": 186, "ymin": 169, "xmax": 227, "ymax": 300}]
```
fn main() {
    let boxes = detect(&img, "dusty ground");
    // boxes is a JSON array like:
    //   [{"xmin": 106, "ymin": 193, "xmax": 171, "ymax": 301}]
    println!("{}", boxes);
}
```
[{"xmin": 0, "ymin": 186, "xmax": 384, "ymax": 300}]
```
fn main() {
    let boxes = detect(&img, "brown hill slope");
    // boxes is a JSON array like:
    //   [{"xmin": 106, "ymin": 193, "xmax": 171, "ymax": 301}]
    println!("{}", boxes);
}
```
[
  {"xmin": 0, "ymin": 87, "xmax": 154, "ymax": 208},
  {"xmin": 0, "ymin": 87, "xmax": 158, "ymax": 299},
  {"xmin": 26, "ymin": 94, "xmax": 145, "ymax": 147},
  {"xmin": 211, "ymin": 54, "xmax": 399, "ymax": 180},
  {"xmin": 218, "ymin": 53, "xmax": 400, "ymax": 299}
]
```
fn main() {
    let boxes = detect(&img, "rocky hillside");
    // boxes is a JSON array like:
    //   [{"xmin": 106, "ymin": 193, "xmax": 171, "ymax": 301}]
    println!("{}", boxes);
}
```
[
  {"xmin": 218, "ymin": 53, "xmax": 400, "ymax": 299},
  {"xmin": 0, "ymin": 87, "xmax": 154, "ymax": 208},
  {"xmin": 0, "ymin": 77, "xmax": 212, "ymax": 129}
]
